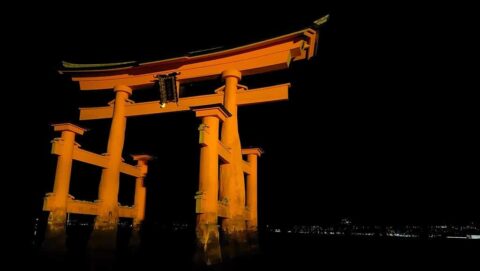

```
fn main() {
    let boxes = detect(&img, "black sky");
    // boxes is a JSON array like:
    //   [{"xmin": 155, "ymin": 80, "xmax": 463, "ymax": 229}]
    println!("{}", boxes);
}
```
[{"xmin": 11, "ymin": 4, "xmax": 478, "ymax": 231}]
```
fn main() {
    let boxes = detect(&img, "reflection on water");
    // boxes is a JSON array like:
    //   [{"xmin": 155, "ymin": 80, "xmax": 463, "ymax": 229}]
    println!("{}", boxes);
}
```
[{"xmin": 30, "ymin": 221, "xmax": 477, "ymax": 270}]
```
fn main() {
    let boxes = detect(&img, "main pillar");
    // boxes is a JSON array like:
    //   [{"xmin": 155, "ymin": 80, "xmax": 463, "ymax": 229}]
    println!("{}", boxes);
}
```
[
  {"xmin": 193, "ymin": 105, "xmax": 231, "ymax": 265},
  {"xmin": 219, "ymin": 69, "xmax": 248, "ymax": 259},
  {"xmin": 43, "ymin": 123, "xmax": 86, "ymax": 254},
  {"xmin": 90, "ymin": 85, "xmax": 132, "ymax": 259}
]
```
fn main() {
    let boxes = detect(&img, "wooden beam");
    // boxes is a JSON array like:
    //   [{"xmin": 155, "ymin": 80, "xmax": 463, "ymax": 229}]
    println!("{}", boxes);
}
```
[
  {"xmin": 72, "ymin": 146, "xmax": 109, "ymax": 168},
  {"xmin": 118, "ymin": 206, "xmax": 136, "ymax": 218},
  {"xmin": 242, "ymin": 148, "xmax": 264, "ymax": 157},
  {"xmin": 52, "ymin": 141, "xmax": 143, "ymax": 177},
  {"xmin": 52, "ymin": 123, "xmax": 87, "ymax": 135},
  {"xmin": 242, "ymin": 160, "xmax": 252, "ymax": 175},
  {"xmin": 218, "ymin": 141, "xmax": 232, "ymax": 164},
  {"xmin": 66, "ymin": 199, "xmax": 98, "ymax": 216},
  {"xmin": 42, "ymin": 194, "xmax": 56, "ymax": 211},
  {"xmin": 80, "ymin": 84, "xmax": 289, "ymax": 120},
  {"xmin": 45, "ymin": 196, "xmax": 137, "ymax": 218},
  {"xmin": 119, "ymin": 163, "xmax": 143, "ymax": 178},
  {"xmin": 73, "ymin": 42, "xmax": 296, "ymax": 90},
  {"xmin": 50, "ymin": 139, "xmax": 64, "ymax": 156},
  {"xmin": 73, "ymin": 147, "xmax": 141, "ymax": 176}
]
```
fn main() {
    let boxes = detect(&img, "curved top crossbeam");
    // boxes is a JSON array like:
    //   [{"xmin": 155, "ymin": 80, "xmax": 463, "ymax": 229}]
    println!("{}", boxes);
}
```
[{"xmin": 59, "ymin": 23, "xmax": 327, "ymax": 91}]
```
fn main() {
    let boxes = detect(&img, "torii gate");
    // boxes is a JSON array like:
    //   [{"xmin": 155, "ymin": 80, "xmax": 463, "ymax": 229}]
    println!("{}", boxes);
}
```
[{"xmin": 42, "ymin": 16, "xmax": 328, "ymax": 265}]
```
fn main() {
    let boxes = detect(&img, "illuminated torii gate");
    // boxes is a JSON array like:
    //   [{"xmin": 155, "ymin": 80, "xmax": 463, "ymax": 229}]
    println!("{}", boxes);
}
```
[{"xmin": 43, "ymin": 16, "xmax": 328, "ymax": 265}]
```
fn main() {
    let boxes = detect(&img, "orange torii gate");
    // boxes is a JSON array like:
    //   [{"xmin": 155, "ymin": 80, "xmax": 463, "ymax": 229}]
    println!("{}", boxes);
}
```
[{"xmin": 43, "ymin": 16, "xmax": 328, "ymax": 264}]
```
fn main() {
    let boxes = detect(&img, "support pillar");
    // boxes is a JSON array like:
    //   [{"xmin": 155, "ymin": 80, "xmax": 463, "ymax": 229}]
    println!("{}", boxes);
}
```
[
  {"xmin": 42, "ymin": 123, "xmax": 86, "ymax": 254},
  {"xmin": 243, "ymin": 148, "xmax": 263, "ymax": 252},
  {"xmin": 219, "ymin": 69, "xmax": 248, "ymax": 259},
  {"xmin": 130, "ymin": 154, "xmax": 153, "ymax": 249},
  {"xmin": 90, "ymin": 85, "xmax": 132, "ymax": 259},
  {"xmin": 192, "ymin": 105, "xmax": 230, "ymax": 265}
]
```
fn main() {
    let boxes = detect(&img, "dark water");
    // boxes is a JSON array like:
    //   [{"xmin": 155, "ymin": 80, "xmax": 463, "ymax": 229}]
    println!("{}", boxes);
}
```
[{"xmin": 30, "ymin": 226, "xmax": 476, "ymax": 270}]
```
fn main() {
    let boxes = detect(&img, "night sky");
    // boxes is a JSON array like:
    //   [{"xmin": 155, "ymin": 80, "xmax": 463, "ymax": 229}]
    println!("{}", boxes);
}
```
[{"xmin": 12, "ymin": 4, "xmax": 477, "ymax": 234}]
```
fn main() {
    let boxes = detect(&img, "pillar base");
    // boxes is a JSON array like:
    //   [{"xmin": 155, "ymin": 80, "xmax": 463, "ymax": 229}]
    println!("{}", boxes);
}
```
[
  {"xmin": 246, "ymin": 229, "xmax": 260, "ymax": 254},
  {"xmin": 129, "ymin": 223, "xmax": 142, "ymax": 253},
  {"xmin": 88, "ymin": 217, "xmax": 118, "ymax": 268},
  {"xmin": 221, "ymin": 217, "xmax": 249, "ymax": 260},
  {"xmin": 194, "ymin": 223, "xmax": 222, "ymax": 266},
  {"xmin": 42, "ymin": 211, "xmax": 67, "ymax": 257}
]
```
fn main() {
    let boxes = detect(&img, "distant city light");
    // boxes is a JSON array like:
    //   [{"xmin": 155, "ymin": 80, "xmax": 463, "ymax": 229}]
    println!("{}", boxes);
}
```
[{"xmin": 264, "ymin": 221, "xmax": 480, "ymax": 239}]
